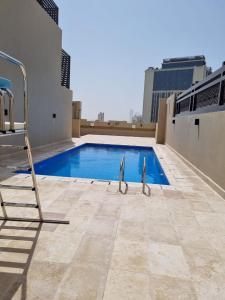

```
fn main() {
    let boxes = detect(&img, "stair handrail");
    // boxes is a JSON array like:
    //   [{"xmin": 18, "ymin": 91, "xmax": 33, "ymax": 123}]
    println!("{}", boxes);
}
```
[
  {"xmin": 0, "ymin": 51, "xmax": 28, "ymax": 130},
  {"xmin": 119, "ymin": 156, "xmax": 128, "ymax": 194},
  {"xmin": 142, "ymin": 157, "xmax": 151, "ymax": 196}
]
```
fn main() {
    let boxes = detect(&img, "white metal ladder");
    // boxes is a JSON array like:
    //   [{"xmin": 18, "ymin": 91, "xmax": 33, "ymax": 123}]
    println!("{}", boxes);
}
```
[
  {"xmin": 119, "ymin": 156, "xmax": 128, "ymax": 194},
  {"xmin": 0, "ymin": 51, "xmax": 69, "ymax": 224},
  {"xmin": 141, "ymin": 157, "xmax": 151, "ymax": 196}
]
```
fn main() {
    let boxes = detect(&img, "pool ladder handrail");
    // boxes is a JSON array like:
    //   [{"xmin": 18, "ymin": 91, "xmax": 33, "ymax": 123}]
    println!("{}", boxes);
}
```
[
  {"xmin": 0, "ymin": 50, "xmax": 69, "ymax": 225},
  {"xmin": 0, "ymin": 88, "xmax": 15, "ymax": 132},
  {"xmin": 142, "ymin": 157, "xmax": 151, "ymax": 196},
  {"xmin": 119, "ymin": 156, "xmax": 128, "ymax": 194},
  {"xmin": 0, "ymin": 51, "xmax": 28, "ymax": 132}
]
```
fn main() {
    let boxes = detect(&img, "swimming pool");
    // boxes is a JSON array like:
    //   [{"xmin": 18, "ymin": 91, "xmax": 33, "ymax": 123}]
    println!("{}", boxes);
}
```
[{"xmin": 22, "ymin": 143, "xmax": 169, "ymax": 185}]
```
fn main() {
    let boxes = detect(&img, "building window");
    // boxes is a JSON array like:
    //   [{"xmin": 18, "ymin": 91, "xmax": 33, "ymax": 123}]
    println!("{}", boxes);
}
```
[{"xmin": 153, "ymin": 69, "xmax": 194, "ymax": 91}]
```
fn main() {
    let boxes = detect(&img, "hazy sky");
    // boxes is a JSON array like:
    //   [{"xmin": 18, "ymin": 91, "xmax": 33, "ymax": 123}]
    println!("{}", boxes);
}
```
[{"xmin": 55, "ymin": 0, "xmax": 225, "ymax": 121}]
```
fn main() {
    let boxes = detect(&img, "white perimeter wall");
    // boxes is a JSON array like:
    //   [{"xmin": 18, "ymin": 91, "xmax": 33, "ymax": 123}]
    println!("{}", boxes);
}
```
[{"xmin": 166, "ymin": 94, "xmax": 225, "ymax": 195}]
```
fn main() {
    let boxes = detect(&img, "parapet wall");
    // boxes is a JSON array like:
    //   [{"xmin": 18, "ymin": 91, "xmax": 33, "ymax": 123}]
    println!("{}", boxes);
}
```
[
  {"xmin": 77, "ymin": 120, "xmax": 156, "ymax": 138},
  {"xmin": 165, "ymin": 94, "xmax": 225, "ymax": 196}
]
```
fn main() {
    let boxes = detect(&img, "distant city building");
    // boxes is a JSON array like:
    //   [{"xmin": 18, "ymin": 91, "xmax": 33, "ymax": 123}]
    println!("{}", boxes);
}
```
[
  {"xmin": 132, "ymin": 113, "xmax": 142, "ymax": 124},
  {"xmin": 129, "ymin": 109, "xmax": 134, "ymax": 123},
  {"xmin": 97, "ymin": 112, "xmax": 104, "ymax": 122},
  {"xmin": 142, "ymin": 56, "xmax": 211, "ymax": 123}
]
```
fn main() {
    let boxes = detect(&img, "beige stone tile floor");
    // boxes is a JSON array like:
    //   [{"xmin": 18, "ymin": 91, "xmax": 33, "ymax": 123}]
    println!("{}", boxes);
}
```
[{"xmin": 0, "ymin": 135, "xmax": 225, "ymax": 299}]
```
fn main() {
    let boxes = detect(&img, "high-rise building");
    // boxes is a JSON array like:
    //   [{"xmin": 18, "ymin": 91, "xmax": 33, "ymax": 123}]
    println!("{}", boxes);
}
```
[
  {"xmin": 129, "ymin": 109, "xmax": 134, "ymax": 123},
  {"xmin": 97, "ymin": 112, "xmax": 104, "ymax": 122},
  {"xmin": 142, "ymin": 56, "xmax": 211, "ymax": 123}
]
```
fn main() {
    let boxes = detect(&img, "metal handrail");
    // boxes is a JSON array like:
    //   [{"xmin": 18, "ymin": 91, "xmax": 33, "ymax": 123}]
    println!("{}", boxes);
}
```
[
  {"xmin": 6, "ymin": 89, "xmax": 15, "ymax": 131},
  {"xmin": 0, "ymin": 51, "xmax": 70, "ymax": 225},
  {"xmin": 0, "ymin": 90, "xmax": 5, "ymax": 131},
  {"xmin": 119, "ymin": 156, "xmax": 128, "ymax": 194},
  {"xmin": 0, "ymin": 88, "xmax": 14, "ymax": 132},
  {"xmin": 141, "ymin": 157, "xmax": 151, "ymax": 196},
  {"xmin": 0, "ymin": 51, "xmax": 28, "ymax": 130}
]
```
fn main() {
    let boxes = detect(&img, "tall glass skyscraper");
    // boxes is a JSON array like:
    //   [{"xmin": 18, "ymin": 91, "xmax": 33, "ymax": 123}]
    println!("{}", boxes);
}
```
[{"xmin": 142, "ymin": 56, "xmax": 211, "ymax": 123}]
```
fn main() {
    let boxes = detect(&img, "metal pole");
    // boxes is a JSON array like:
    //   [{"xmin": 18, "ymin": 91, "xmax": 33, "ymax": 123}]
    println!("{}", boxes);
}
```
[
  {"xmin": 6, "ymin": 89, "xmax": 15, "ymax": 131},
  {"xmin": 0, "ymin": 190, "xmax": 7, "ymax": 218},
  {"xmin": 24, "ymin": 133, "xmax": 43, "ymax": 220},
  {"xmin": 119, "ymin": 156, "xmax": 128, "ymax": 194},
  {"xmin": 0, "ymin": 51, "xmax": 28, "ymax": 130},
  {"xmin": 142, "ymin": 157, "xmax": 151, "ymax": 196},
  {"xmin": 0, "ymin": 90, "xmax": 5, "ymax": 132}
]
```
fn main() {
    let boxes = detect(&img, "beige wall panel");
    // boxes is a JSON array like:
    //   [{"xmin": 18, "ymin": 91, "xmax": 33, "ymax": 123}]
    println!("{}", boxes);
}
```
[
  {"xmin": 166, "ymin": 95, "xmax": 225, "ymax": 193},
  {"xmin": 0, "ymin": 0, "xmax": 72, "ymax": 147},
  {"xmin": 155, "ymin": 99, "xmax": 167, "ymax": 144}
]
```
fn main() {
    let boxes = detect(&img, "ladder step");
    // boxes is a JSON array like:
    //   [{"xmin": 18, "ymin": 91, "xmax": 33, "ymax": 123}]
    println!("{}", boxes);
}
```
[
  {"xmin": 0, "ymin": 261, "xmax": 26, "ymax": 269},
  {"xmin": 0, "ymin": 145, "xmax": 28, "ymax": 150},
  {"xmin": 0, "ymin": 165, "xmax": 30, "ymax": 171},
  {"xmin": 1, "ymin": 202, "xmax": 38, "ymax": 208},
  {"xmin": 0, "ymin": 247, "xmax": 31, "ymax": 254},
  {"xmin": 0, "ymin": 184, "xmax": 35, "ymax": 191},
  {"xmin": 0, "ymin": 216, "xmax": 70, "ymax": 224},
  {"xmin": 4, "ymin": 122, "xmax": 25, "ymax": 131},
  {"xmin": 2, "ymin": 225, "xmax": 38, "ymax": 231},
  {"xmin": 0, "ymin": 235, "xmax": 34, "ymax": 241},
  {"xmin": 0, "ymin": 130, "xmax": 27, "ymax": 137}
]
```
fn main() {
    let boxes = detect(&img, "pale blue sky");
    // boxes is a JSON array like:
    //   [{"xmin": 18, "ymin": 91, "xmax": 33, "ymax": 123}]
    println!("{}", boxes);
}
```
[{"xmin": 55, "ymin": 0, "xmax": 225, "ymax": 121}]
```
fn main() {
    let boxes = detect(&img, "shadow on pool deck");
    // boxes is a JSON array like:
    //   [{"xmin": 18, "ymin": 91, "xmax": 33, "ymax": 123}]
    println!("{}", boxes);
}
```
[
  {"xmin": 0, "ymin": 221, "xmax": 42, "ymax": 300},
  {"xmin": 0, "ymin": 140, "xmax": 77, "ymax": 182}
]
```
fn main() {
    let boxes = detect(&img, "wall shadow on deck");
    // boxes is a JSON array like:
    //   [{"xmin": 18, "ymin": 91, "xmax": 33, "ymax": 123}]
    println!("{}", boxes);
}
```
[
  {"xmin": 0, "ymin": 139, "xmax": 77, "ymax": 181},
  {"xmin": 0, "ymin": 221, "xmax": 42, "ymax": 300}
]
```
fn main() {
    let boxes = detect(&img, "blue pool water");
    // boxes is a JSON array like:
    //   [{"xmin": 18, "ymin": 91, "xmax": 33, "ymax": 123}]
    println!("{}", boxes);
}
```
[{"xmin": 22, "ymin": 143, "xmax": 169, "ymax": 184}]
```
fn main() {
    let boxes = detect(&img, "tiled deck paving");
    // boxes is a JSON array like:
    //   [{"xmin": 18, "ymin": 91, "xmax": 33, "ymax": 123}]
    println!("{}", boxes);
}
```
[{"xmin": 0, "ymin": 135, "xmax": 225, "ymax": 299}]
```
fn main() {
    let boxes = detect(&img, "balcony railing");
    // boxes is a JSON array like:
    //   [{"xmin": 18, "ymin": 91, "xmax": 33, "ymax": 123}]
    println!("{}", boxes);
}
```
[
  {"xmin": 36, "ymin": 0, "xmax": 59, "ymax": 24},
  {"xmin": 61, "ymin": 49, "xmax": 71, "ymax": 89},
  {"xmin": 175, "ymin": 62, "xmax": 225, "ymax": 115}
]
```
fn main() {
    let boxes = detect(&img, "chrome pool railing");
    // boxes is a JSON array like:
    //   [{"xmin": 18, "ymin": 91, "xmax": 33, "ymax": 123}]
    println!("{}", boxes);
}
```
[
  {"xmin": 142, "ymin": 157, "xmax": 151, "ymax": 196},
  {"xmin": 0, "ymin": 51, "xmax": 28, "ymax": 131},
  {"xmin": 119, "ymin": 156, "xmax": 128, "ymax": 194}
]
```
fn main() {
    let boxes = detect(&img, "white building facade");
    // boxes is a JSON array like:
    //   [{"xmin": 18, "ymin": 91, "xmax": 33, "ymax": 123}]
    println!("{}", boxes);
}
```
[{"xmin": 0, "ymin": 0, "xmax": 73, "ymax": 147}]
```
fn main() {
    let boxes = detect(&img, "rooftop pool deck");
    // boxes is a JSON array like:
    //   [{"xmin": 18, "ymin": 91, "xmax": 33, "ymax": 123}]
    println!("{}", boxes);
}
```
[{"xmin": 1, "ymin": 135, "xmax": 225, "ymax": 299}]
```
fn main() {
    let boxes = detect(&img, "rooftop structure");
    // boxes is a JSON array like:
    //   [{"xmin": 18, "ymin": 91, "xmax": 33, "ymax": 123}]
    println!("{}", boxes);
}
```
[
  {"xmin": 162, "ymin": 55, "xmax": 206, "ymax": 69},
  {"xmin": 142, "ymin": 56, "xmax": 211, "ymax": 123},
  {"xmin": 175, "ymin": 61, "xmax": 225, "ymax": 115}
]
